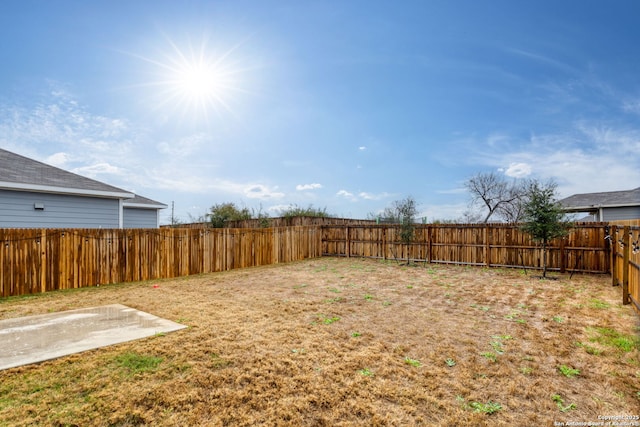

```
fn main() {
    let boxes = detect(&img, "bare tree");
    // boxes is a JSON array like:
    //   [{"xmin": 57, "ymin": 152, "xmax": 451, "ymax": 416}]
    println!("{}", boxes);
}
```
[{"xmin": 464, "ymin": 172, "xmax": 528, "ymax": 223}]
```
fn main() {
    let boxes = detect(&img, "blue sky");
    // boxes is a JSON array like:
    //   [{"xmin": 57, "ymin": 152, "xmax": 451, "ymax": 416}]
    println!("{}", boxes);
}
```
[{"xmin": 1, "ymin": 0, "xmax": 639, "ymax": 223}]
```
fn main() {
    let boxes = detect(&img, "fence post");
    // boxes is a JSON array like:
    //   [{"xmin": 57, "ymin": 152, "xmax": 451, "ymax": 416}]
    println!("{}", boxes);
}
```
[
  {"xmin": 382, "ymin": 226, "xmax": 387, "ymax": 260},
  {"xmin": 484, "ymin": 225, "xmax": 491, "ymax": 267},
  {"xmin": 345, "ymin": 226, "xmax": 350, "ymax": 258},
  {"xmin": 40, "ymin": 229, "xmax": 47, "ymax": 293},
  {"xmin": 622, "ymin": 226, "xmax": 630, "ymax": 305},
  {"xmin": 610, "ymin": 225, "xmax": 617, "ymax": 287},
  {"xmin": 559, "ymin": 235, "xmax": 566, "ymax": 274},
  {"xmin": 427, "ymin": 225, "xmax": 432, "ymax": 264}
]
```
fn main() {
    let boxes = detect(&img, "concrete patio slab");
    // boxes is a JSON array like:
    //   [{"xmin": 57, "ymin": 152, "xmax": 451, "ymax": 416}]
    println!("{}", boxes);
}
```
[{"xmin": 0, "ymin": 304, "xmax": 187, "ymax": 371}]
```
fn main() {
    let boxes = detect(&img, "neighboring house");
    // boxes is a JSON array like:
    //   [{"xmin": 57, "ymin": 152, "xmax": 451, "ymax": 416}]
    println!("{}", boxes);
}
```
[
  {"xmin": 0, "ymin": 148, "xmax": 167, "ymax": 228},
  {"xmin": 559, "ymin": 187, "xmax": 640, "ymax": 222}
]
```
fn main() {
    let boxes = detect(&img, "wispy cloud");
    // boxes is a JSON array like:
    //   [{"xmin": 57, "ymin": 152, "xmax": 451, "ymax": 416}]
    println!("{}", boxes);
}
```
[
  {"xmin": 296, "ymin": 183, "xmax": 322, "ymax": 191},
  {"xmin": 244, "ymin": 184, "xmax": 285, "ymax": 199},
  {"xmin": 358, "ymin": 191, "xmax": 391, "ymax": 201},
  {"xmin": 468, "ymin": 122, "xmax": 640, "ymax": 198},
  {"xmin": 503, "ymin": 162, "xmax": 532, "ymax": 178}
]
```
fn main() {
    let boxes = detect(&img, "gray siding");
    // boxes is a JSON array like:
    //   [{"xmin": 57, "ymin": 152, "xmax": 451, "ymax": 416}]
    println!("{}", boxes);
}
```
[
  {"xmin": 602, "ymin": 206, "xmax": 640, "ymax": 221},
  {"xmin": 123, "ymin": 208, "xmax": 158, "ymax": 229},
  {"xmin": 0, "ymin": 189, "xmax": 120, "ymax": 228}
]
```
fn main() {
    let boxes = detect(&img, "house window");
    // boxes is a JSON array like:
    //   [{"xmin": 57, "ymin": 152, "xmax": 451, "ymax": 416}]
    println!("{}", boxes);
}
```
[{"xmin": 34, "ymin": 203, "xmax": 45, "ymax": 210}]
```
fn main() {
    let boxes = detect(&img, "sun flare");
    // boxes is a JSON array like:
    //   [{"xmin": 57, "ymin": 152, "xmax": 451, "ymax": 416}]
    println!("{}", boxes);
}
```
[
  {"xmin": 130, "ymin": 34, "xmax": 248, "ymax": 122},
  {"xmin": 176, "ymin": 63, "xmax": 222, "ymax": 99}
]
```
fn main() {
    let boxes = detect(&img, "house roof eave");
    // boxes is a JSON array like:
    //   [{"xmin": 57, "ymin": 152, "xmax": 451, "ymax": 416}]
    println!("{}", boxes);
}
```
[{"xmin": 0, "ymin": 181, "xmax": 135, "ymax": 200}]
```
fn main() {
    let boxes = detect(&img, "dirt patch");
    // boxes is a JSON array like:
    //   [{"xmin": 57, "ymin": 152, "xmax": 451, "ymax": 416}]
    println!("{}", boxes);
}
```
[{"xmin": 0, "ymin": 258, "xmax": 638, "ymax": 426}]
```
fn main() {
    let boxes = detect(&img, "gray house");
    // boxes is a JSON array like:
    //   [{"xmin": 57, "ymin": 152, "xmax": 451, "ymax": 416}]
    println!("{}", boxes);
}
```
[
  {"xmin": 559, "ymin": 187, "xmax": 640, "ymax": 222},
  {"xmin": 0, "ymin": 148, "xmax": 167, "ymax": 228}
]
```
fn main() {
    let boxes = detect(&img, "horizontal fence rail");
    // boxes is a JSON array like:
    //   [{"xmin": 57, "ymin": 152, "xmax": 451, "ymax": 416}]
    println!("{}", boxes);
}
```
[
  {"xmin": 0, "ymin": 227, "xmax": 321, "ymax": 297},
  {"xmin": 321, "ymin": 223, "xmax": 610, "ymax": 274}
]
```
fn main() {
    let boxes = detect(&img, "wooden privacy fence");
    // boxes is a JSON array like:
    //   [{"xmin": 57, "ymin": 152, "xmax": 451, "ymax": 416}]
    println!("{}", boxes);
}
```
[
  {"xmin": 0, "ymin": 226, "xmax": 321, "ymax": 297},
  {"xmin": 609, "ymin": 225, "xmax": 640, "ymax": 313},
  {"xmin": 321, "ymin": 223, "xmax": 610, "ymax": 274}
]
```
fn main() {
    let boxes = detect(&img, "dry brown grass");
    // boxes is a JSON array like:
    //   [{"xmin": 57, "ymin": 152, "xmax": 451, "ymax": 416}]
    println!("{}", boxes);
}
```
[{"xmin": 0, "ymin": 257, "xmax": 639, "ymax": 426}]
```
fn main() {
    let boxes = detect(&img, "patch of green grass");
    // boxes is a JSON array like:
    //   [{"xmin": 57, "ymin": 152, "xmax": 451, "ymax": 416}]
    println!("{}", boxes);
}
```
[
  {"xmin": 552, "ymin": 316, "xmax": 564, "ymax": 323},
  {"xmin": 481, "ymin": 352, "xmax": 497, "ymax": 362},
  {"xmin": 575, "ymin": 341, "xmax": 603, "ymax": 355},
  {"xmin": 210, "ymin": 353, "xmax": 231, "ymax": 368},
  {"xmin": 492, "ymin": 334, "xmax": 512, "ymax": 341},
  {"xmin": 445, "ymin": 358, "xmax": 456, "ymax": 367},
  {"xmin": 588, "ymin": 299, "xmax": 611, "ymax": 309},
  {"xmin": 551, "ymin": 394, "xmax": 576, "ymax": 412},
  {"xmin": 358, "ymin": 368, "xmax": 374, "ymax": 377},
  {"xmin": 114, "ymin": 352, "xmax": 162, "ymax": 374},
  {"xmin": 328, "ymin": 287, "xmax": 341, "ymax": 293},
  {"xmin": 468, "ymin": 401, "xmax": 502, "ymax": 414},
  {"xmin": 504, "ymin": 311, "xmax": 523, "ymax": 322},
  {"xmin": 351, "ymin": 331, "xmax": 362, "ymax": 337},
  {"xmin": 324, "ymin": 297, "xmax": 344, "ymax": 304},
  {"xmin": 558, "ymin": 365, "xmax": 580, "ymax": 378},
  {"xmin": 490, "ymin": 341, "xmax": 504, "ymax": 354},
  {"xmin": 587, "ymin": 327, "xmax": 640, "ymax": 352},
  {"xmin": 319, "ymin": 315, "xmax": 340, "ymax": 325},
  {"xmin": 364, "ymin": 294, "xmax": 374, "ymax": 301},
  {"xmin": 404, "ymin": 357, "xmax": 421, "ymax": 367},
  {"xmin": 382, "ymin": 301, "xmax": 392, "ymax": 307},
  {"xmin": 489, "ymin": 335, "xmax": 511, "ymax": 355},
  {"xmin": 520, "ymin": 366, "xmax": 533, "ymax": 375}
]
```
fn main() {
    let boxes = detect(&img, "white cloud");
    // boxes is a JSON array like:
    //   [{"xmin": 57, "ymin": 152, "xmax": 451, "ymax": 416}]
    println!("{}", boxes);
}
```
[
  {"xmin": 267, "ymin": 204, "xmax": 290, "ymax": 213},
  {"xmin": 358, "ymin": 191, "xmax": 391, "ymax": 200},
  {"xmin": 45, "ymin": 152, "xmax": 70, "ymax": 168},
  {"xmin": 296, "ymin": 183, "xmax": 322, "ymax": 191},
  {"xmin": 358, "ymin": 146, "xmax": 366, "ymax": 151},
  {"xmin": 244, "ymin": 184, "xmax": 285, "ymax": 200},
  {"xmin": 337, "ymin": 190, "xmax": 354, "ymax": 198},
  {"xmin": 436, "ymin": 187, "xmax": 467, "ymax": 195},
  {"xmin": 72, "ymin": 162, "xmax": 124, "ymax": 178},
  {"xmin": 622, "ymin": 100, "xmax": 640, "ymax": 115},
  {"xmin": 157, "ymin": 133, "xmax": 209, "ymax": 157},
  {"xmin": 504, "ymin": 162, "xmax": 532, "ymax": 178}
]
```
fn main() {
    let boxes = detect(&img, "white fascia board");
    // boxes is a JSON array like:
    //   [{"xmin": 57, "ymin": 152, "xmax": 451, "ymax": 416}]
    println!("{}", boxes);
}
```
[
  {"xmin": 562, "ymin": 203, "xmax": 640, "ymax": 211},
  {"xmin": 0, "ymin": 181, "xmax": 134, "ymax": 199},
  {"xmin": 123, "ymin": 202, "xmax": 168, "ymax": 209}
]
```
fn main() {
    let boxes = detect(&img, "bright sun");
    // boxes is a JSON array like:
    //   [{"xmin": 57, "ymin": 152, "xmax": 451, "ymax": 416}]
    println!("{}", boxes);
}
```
[
  {"xmin": 177, "ymin": 63, "xmax": 221, "ymax": 98},
  {"xmin": 131, "ymin": 35, "xmax": 247, "ymax": 122}
]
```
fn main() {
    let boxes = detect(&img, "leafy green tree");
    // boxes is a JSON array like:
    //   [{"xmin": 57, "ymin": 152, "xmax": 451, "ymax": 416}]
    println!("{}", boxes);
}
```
[
  {"xmin": 520, "ymin": 180, "xmax": 572, "ymax": 278},
  {"xmin": 208, "ymin": 202, "xmax": 251, "ymax": 228},
  {"xmin": 395, "ymin": 196, "xmax": 418, "ymax": 247},
  {"xmin": 377, "ymin": 196, "xmax": 419, "ymax": 263}
]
